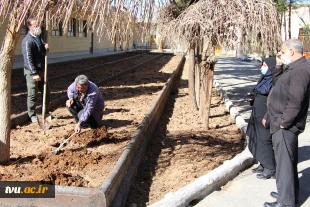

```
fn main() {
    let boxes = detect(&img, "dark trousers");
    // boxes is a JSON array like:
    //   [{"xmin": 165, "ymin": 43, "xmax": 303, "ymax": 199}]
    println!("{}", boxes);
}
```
[
  {"xmin": 66, "ymin": 100, "xmax": 98, "ymax": 128},
  {"xmin": 272, "ymin": 129, "xmax": 299, "ymax": 206},
  {"xmin": 24, "ymin": 68, "xmax": 50, "ymax": 118}
]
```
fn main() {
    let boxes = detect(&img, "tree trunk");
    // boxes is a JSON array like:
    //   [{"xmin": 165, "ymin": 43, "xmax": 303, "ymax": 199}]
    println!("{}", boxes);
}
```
[
  {"xmin": 195, "ymin": 58, "xmax": 200, "ymax": 106},
  {"xmin": 199, "ymin": 39, "xmax": 217, "ymax": 129},
  {"xmin": 204, "ymin": 63, "xmax": 214, "ymax": 129},
  {"xmin": 114, "ymin": 34, "xmax": 117, "ymax": 51},
  {"xmin": 125, "ymin": 32, "xmax": 129, "ymax": 51},
  {"xmin": 200, "ymin": 39, "xmax": 204, "ymax": 55},
  {"xmin": 196, "ymin": 42, "xmax": 200, "ymax": 57},
  {"xmin": 189, "ymin": 42, "xmax": 198, "ymax": 111},
  {"xmin": 158, "ymin": 40, "xmax": 163, "ymax": 51},
  {"xmin": 235, "ymin": 28, "xmax": 244, "ymax": 58},
  {"xmin": 199, "ymin": 53, "xmax": 208, "ymax": 117},
  {"xmin": 195, "ymin": 41, "xmax": 202, "ymax": 106},
  {"xmin": 284, "ymin": 11, "xmax": 287, "ymax": 40},
  {"xmin": 0, "ymin": 12, "xmax": 22, "ymax": 163},
  {"xmin": 288, "ymin": 0, "xmax": 292, "ymax": 39}
]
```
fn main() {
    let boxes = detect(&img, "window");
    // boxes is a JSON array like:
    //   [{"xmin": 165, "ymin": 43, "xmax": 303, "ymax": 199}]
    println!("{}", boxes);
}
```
[
  {"xmin": 52, "ymin": 19, "xmax": 62, "ymax": 36},
  {"xmin": 68, "ymin": 18, "xmax": 76, "ymax": 37},
  {"xmin": 78, "ymin": 20, "xmax": 87, "ymax": 37}
]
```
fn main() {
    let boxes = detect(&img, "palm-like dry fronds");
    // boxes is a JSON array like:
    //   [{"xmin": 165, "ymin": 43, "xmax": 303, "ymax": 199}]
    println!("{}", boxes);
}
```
[
  {"xmin": 0, "ymin": 0, "xmax": 166, "ymax": 42},
  {"xmin": 156, "ymin": 0, "xmax": 281, "ymax": 53}
]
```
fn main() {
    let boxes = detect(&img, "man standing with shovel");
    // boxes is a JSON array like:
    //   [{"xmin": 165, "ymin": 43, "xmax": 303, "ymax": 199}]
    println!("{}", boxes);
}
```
[
  {"xmin": 21, "ymin": 18, "xmax": 51, "ymax": 123},
  {"xmin": 66, "ymin": 75, "xmax": 104, "ymax": 133}
]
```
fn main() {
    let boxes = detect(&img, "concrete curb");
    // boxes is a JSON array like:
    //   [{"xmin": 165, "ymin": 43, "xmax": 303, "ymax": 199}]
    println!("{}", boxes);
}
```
[
  {"xmin": 149, "ymin": 78, "xmax": 254, "ymax": 207},
  {"xmin": 10, "ymin": 54, "xmax": 163, "ymax": 128},
  {"xmin": 100, "ymin": 56, "xmax": 186, "ymax": 207}
]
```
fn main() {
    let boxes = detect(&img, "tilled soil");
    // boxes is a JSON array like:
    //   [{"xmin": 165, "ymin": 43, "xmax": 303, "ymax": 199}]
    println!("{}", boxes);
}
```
[
  {"xmin": 126, "ymin": 58, "xmax": 244, "ymax": 206},
  {"xmin": 1, "ymin": 127, "xmax": 108, "ymax": 187},
  {"xmin": 2, "ymin": 54, "xmax": 182, "ymax": 188},
  {"xmin": 1, "ymin": 53, "xmax": 244, "ymax": 205}
]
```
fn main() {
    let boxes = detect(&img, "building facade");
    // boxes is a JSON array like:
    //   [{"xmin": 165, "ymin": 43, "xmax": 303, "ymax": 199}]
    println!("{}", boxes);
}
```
[{"xmin": 0, "ymin": 17, "xmax": 136, "ymax": 59}]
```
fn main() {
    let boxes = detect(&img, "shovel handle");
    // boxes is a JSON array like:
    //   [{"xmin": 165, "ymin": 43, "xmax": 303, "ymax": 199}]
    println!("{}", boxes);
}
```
[
  {"xmin": 42, "ymin": 11, "xmax": 49, "ymax": 120},
  {"xmin": 42, "ymin": 54, "xmax": 48, "ymax": 120},
  {"xmin": 47, "ymin": 132, "xmax": 76, "ymax": 158}
]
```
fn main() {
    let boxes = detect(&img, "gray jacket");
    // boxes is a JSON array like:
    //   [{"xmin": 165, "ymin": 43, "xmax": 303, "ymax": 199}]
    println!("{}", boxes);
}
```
[{"xmin": 67, "ymin": 81, "xmax": 105, "ymax": 124}]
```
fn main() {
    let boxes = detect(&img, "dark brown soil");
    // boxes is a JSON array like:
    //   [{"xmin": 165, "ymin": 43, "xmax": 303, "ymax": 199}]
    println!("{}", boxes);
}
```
[
  {"xmin": 1, "ymin": 127, "xmax": 108, "ymax": 187},
  {"xmin": 126, "ymin": 58, "xmax": 245, "ymax": 206}
]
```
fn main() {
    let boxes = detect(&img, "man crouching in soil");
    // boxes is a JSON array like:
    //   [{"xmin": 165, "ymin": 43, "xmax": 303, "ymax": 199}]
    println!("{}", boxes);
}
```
[{"xmin": 66, "ymin": 75, "xmax": 105, "ymax": 133}]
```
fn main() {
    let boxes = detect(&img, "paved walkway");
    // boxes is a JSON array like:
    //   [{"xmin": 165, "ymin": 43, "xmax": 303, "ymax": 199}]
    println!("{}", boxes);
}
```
[{"xmin": 194, "ymin": 55, "xmax": 310, "ymax": 207}]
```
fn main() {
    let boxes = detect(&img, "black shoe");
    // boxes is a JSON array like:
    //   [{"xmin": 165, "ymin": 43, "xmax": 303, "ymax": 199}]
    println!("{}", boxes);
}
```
[
  {"xmin": 270, "ymin": 192, "xmax": 298, "ymax": 204},
  {"xmin": 263, "ymin": 201, "xmax": 294, "ymax": 207},
  {"xmin": 256, "ymin": 171, "xmax": 275, "ymax": 180},
  {"xmin": 270, "ymin": 191, "xmax": 279, "ymax": 199},
  {"xmin": 252, "ymin": 164, "xmax": 264, "ymax": 173}
]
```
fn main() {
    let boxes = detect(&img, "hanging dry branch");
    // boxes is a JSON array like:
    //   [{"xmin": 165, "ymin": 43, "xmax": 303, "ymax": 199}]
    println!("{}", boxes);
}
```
[
  {"xmin": 156, "ymin": 0, "xmax": 281, "ymax": 53},
  {"xmin": 0, "ymin": 0, "xmax": 167, "ymax": 43}
]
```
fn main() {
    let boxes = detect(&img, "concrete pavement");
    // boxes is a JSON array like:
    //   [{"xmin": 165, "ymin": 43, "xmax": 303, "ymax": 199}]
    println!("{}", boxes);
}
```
[{"xmin": 194, "ymin": 55, "xmax": 310, "ymax": 207}]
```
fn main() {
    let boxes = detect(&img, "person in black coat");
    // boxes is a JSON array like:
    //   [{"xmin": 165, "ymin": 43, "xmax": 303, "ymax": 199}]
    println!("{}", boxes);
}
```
[
  {"xmin": 246, "ymin": 57, "xmax": 283, "ymax": 180},
  {"xmin": 263, "ymin": 39, "xmax": 310, "ymax": 207},
  {"xmin": 21, "ymin": 18, "xmax": 50, "ymax": 123}
]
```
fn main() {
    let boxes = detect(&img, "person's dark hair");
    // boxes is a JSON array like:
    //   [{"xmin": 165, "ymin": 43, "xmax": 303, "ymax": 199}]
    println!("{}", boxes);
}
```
[{"xmin": 26, "ymin": 18, "xmax": 36, "ymax": 27}]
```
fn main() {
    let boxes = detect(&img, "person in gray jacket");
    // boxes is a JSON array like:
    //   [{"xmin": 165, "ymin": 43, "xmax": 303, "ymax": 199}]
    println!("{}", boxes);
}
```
[
  {"xmin": 263, "ymin": 39, "xmax": 310, "ymax": 207},
  {"xmin": 21, "ymin": 18, "xmax": 50, "ymax": 123},
  {"xmin": 66, "ymin": 75, "xmax": 105, "ymax": 133}
]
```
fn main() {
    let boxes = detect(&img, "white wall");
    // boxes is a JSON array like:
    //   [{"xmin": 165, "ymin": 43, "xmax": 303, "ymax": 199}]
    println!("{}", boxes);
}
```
[{"xmin": 281, "ymin": 6, "xmax": 310, "ymax": 41}]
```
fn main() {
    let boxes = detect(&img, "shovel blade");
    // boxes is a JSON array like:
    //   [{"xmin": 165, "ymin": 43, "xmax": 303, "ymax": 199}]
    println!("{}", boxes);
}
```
[{"xmin": 37, "ymin": 115, "xmax": 52, "ymax": 131}]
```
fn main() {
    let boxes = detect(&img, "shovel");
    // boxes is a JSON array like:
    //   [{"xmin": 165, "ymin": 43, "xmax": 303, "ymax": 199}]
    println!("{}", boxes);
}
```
[
  {"xmin": 37, "ymin": 53, "xmax": 52, "ymax": 131},
  {"xmin": 47, "ymin": 132, "xmax": 77, "ymax": 159},
  {"xmin": 38, "ymin": 11, "xmax": 52, "ymax": 131}
]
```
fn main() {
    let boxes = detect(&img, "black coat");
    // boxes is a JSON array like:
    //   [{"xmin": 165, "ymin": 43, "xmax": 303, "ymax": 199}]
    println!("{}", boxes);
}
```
[
  {"xmin": 21, "ymin": 33, "xmax": 46, "ymax": 75},
  {"xmin": 268, "ymin": 56, "xmax": 310, "ymax": 134},
  {"xmin": 246, "ymin": 57, "xmax": 281, "ymax": 169},
  {"xmin": 247, "ymin": 93, "xmax": 276, "ymax": 169}
]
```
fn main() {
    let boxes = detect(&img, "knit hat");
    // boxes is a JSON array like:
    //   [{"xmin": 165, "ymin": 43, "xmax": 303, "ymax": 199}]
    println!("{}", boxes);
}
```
[{"xmin": 75, "ymin": 75, "xmax": 88, "ymax": 85}]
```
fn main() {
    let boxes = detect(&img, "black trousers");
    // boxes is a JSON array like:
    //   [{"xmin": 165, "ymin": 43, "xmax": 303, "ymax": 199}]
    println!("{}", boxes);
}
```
[
  {"xmin": 272, "ymin": 129, "xmax": 299, "ymax": 206},
  {"xmin": 66, "ymin": 100, "xmax": 98, "ymax": 128}
]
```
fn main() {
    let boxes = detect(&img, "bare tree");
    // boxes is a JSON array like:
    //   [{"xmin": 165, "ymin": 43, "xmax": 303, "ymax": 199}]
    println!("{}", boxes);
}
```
[
  {"xmin": 155, "ymin": 0, "xmax": 281, "ymax": 128},
  {"xmin": 0, "ymin": 0, "xmax": 161, "ymax": 163},
  {"xmin": 288, "ymin": 0, "xmax": 295, "ymax": 39}
]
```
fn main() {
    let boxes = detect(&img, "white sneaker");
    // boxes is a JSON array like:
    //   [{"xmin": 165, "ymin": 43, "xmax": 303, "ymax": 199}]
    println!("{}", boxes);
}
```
[{"xmin": 31, "ymin": 116, "xmax": 38, "ymax": 123}]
